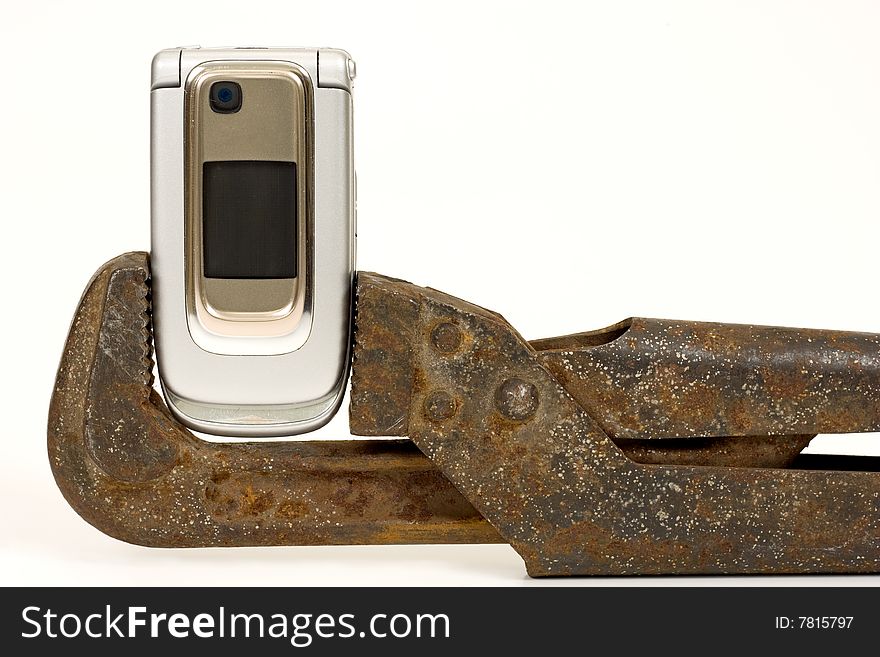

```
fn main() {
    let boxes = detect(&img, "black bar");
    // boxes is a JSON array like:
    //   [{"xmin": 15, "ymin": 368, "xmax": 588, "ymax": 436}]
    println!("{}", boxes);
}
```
[{"xmin": 1, "ymin": 587, "xmax": 876, "ymax": 655}]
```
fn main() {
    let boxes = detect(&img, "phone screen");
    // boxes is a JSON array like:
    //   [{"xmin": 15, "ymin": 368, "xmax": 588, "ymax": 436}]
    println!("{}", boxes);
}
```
[{"xmin": 202, "ymin": 160, "xmax": 297, "ymax": 279}]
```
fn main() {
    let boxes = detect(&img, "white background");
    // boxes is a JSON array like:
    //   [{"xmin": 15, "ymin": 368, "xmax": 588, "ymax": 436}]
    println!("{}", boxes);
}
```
[{"xmin": 1, "ymin": 0, "xmax": 879, "ymax": 585}]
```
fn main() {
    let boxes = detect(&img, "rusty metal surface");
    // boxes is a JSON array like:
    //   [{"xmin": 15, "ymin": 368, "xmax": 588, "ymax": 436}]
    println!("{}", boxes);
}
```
[
  {"xmin": 355, "ymin": 311, "xmax": 880, "ymax": 452},
  {"xmin": 349, "ymin": 273, "xmax": 420, "ymax": 438},
  {"xmin": 535, "ymin": 317, "xmax": 880, "ymax": 441},
  {"xmin": 392, "ymin": 281, "xmax": 879, "ymax": 575},
  {"xmin": 47, "ymin": 253, "xmax": 501, "ymax": 547},
  {"xmin": 351, "ymin": 285, "xmax": 821, "ymax": 468},
  {"xmin": 49, "ymin": 253, "xmax": 880, "ymax": 576}
]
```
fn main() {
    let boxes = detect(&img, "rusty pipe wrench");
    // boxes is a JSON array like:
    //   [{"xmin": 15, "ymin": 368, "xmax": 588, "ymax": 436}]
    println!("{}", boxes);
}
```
[{"xmin": 49, "ymin": 253, "xmax": 880, "ymax": 575}]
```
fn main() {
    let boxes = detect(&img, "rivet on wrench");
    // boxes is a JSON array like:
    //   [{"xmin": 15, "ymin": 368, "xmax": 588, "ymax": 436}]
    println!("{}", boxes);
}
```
[
  {"xmin": 431, "ymin": 322, "xmax": 463, "ymax": 354},
  {"xmin": 423, "ymin": 390, "xmax": 457, "ymax": 422},
  {"xmin": 495, "ymin": 378, "xmax": 539, "ymax": 421}
]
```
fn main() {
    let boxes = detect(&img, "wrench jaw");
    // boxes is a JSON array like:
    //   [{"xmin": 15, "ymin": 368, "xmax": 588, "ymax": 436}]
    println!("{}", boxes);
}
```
[
  {"xmin": 47, "ymin": 253, "xmax": 501, "ymax": 548},
  {"xmin": 84, "ymin": 259, "xmax": 187, "ymax": 485},
  {"xmin": 349, "ymin": 276, "xmax": 816, "ymax": 468},
  {"xmin": 349, "ymin": 274, "xmax": 880, "ymax": 575},
  {"xmin": 48, "ymin": 252, "xmax": 190, "ymax": 545},
  {"xmin": 349, "ymin": 272, "xmax": 419, "ymax": 438}
]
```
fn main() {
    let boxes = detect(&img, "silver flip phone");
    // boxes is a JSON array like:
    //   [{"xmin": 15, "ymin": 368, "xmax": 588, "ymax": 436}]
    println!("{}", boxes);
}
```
[{"xmin": 150, "ymin": 47, "xmax": 356, "ymax": 436}]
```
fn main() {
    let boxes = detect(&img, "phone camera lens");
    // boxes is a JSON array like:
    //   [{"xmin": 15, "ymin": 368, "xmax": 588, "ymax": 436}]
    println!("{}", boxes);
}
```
[{"xmin": 210, "ymin": 81, "xmax": 242, "ymax": 113}]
